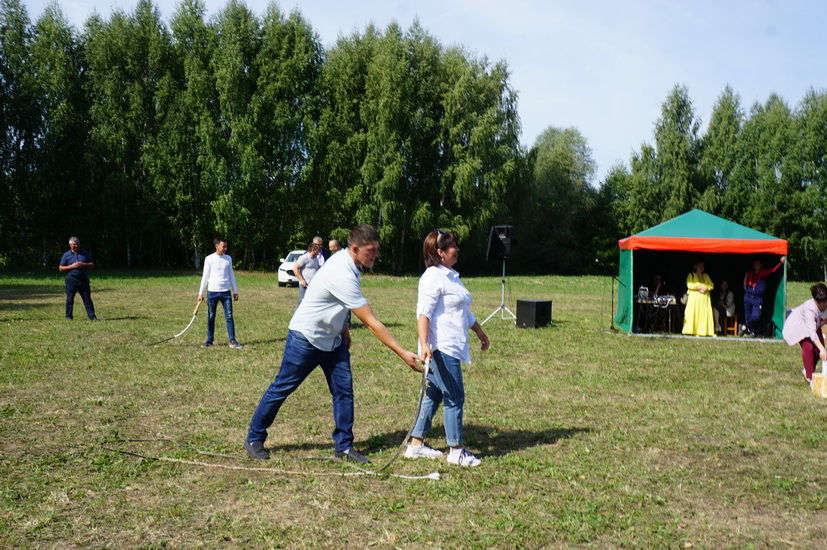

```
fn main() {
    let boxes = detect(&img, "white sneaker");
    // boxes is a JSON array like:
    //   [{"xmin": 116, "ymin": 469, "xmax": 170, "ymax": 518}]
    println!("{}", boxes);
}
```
[
  {"xmin": 446, "ymin": 448, "xmax": 481, "ymax": 467},
  {"xmin": 404, "ymin": 443, "xmax": 443, "ymax": 459},
  {"xmin": 803, "ymin": 368, "xmax": 813, "ymax": 388}
]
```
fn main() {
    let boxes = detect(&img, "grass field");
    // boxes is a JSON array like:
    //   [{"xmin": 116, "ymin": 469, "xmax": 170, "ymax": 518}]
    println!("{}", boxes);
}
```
[{"xmin": 2, "ymin": 270, "xmax": 827, "ymax": 549}]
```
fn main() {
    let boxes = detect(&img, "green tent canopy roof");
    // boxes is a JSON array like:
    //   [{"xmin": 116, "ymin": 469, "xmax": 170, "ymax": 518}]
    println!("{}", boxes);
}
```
[{"xmin": 618, "ymin": 209, "xmax": 788, "ymax": 254}]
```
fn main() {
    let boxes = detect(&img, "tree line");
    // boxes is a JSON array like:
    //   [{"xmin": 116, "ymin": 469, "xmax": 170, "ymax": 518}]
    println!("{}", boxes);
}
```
[
  {"xmin": 2, "ymin": 0, "xmax": 825, "ymax": 278},
  {"xmin": 599, "ymin": 84, "xmax": 827, "ymax": 281}
]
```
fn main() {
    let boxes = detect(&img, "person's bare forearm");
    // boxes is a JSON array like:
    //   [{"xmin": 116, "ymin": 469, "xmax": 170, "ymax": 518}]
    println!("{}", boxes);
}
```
[
  {"xmin": 352, "ymin": 304, "xmax": 421, "ymax": 371},
  {"xmin": 417, "ymin": 315, "xmax": 430, "ymax": 351},
  {"xmin": 365, "ymin": 317, "xmax": 406, "ymax": 358}
]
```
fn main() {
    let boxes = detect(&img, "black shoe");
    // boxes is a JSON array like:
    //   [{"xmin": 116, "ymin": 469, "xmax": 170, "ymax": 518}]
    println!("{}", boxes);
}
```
[
  {"xmin": 65, "ymin": 316, "xmax": 73, "ymax": 320},
  {"xmin": 244, "ymin": 440, "xmax": 270, "ymax": 460},
  {"xmin": 334, "ymin": 448, "xmax": 370, "ymax": 464},
  {"xmin": 89, "ymin": 316, "xmax": 100, "ymax": 321},
  {"xmin": 200, "ymin": 340, "xmax": 213, "ymax": 348}
]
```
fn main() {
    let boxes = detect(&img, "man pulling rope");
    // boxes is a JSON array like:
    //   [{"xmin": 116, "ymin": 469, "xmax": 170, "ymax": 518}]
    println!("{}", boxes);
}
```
[{"xmin": 245, "ymin": 224, "xmax": 424, "ymax": 464}]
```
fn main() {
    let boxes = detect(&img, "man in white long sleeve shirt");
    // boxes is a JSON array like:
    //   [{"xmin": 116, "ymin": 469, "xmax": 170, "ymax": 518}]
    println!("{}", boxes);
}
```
[{"xmin": 198, "ymin": 238, "xmax": 242, "ymax": 348}]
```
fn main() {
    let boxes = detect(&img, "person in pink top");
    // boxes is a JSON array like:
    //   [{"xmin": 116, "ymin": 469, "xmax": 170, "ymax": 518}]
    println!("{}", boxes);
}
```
[{"xmin": 782, "ymin": 283, "xmax": 827, "ymax": 383}]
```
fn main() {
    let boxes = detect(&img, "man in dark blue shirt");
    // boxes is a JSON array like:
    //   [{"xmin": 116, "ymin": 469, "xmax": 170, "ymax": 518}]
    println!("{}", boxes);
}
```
[{"xmin": 58, "ymin": 237, "xmax": 98, "ymax": 320}]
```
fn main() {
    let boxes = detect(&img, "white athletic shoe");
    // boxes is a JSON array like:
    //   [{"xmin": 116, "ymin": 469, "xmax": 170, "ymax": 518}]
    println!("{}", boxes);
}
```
[
  {"xmin": 404, "ymin": 443, "xmax": 443, "ymax": 459},
  {"xmin": 447, "ymin": 448, "xmax": 481, "ymax": 467}
]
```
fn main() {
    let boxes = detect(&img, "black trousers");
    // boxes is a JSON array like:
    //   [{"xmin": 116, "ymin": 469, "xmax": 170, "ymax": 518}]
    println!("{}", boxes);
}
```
[{"xmin": 65, "ymin": 276, "xmax": 96, "ymax": 319}]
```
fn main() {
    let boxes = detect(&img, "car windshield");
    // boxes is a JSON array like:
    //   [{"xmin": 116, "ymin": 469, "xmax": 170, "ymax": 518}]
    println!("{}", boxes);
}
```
[{"xmin": 285, "ymin": 252, "xmax": 302, "ymax": 262}]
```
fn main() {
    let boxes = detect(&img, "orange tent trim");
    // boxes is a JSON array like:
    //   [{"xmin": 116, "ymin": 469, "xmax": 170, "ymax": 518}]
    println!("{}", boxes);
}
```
[{"xmin": 618, "ymin": 236, "xmax": 788, "ymax": 255}]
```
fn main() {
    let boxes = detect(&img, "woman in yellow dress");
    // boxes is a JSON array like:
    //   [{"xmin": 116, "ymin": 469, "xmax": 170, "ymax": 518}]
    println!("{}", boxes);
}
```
[{"xmin": 682, "ymin": 261, "xmax": 715, "ymax": 336}]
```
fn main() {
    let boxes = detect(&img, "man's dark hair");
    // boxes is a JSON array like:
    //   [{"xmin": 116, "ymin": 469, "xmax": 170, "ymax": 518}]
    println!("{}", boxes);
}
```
[
  {"xmin": 214, "ymin": 237, "xmax": 227, "ymax": 246},
  {"xmin": 347, "ymin": 224, "xmax": 380, "ymax": 247},
  {"xmin": 811, "ymin": 283, "xmax": 827, "ymax": 302}
]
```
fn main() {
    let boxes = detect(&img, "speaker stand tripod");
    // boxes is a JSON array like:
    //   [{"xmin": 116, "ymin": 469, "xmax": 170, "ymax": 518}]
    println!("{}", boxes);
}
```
[{"xmin": 481, "ymin": 259, "xmax": 516, "ymax": 326}]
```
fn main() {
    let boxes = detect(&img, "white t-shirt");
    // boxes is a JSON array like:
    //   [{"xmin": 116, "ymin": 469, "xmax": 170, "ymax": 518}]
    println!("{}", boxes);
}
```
[
  {"xmin": 417, "ymin": 264, "xmax": 476, "ymax": 363},
  {"xmin": 199, "ymin": 253, "xmax": 238, "ymax": 295},
  {"xmin": 288, "ymin": 250, "xmax": 368, "ymax": 351}
]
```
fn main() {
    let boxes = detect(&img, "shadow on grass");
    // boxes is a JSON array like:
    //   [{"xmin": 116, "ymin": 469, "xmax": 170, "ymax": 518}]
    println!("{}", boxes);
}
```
[
  {"xmin": 349, "ymin": 322, "xmax": 402, "ymax": 329},
  {"xmin": 513, "ymin": 320, "xmax": 567, "ymax": 329},
  {"xmin": 0, "ymin": 283, "xmax": 64, "ymax": 311},
  {"xmin": 464, "ymin": 424, "xmax": 590, "ymax": 456},
  {"xmin": 101, "ymin": 316, "xmax": 148, "ymax": 321},
  {"xmin": 0, "ymin": 284, "xmax": 115, "ymax": 313},
  {"xmin": 239, "ymin": 337, "xmax": 286, "ymax": 346},
  {"xmin": 362, "ymin": 424, "xmax": 589, "ymax": 457}
]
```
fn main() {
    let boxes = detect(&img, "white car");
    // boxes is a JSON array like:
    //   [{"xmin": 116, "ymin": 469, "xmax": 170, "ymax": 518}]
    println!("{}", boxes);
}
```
[{"xmin": 277, "ymin": 250, "xmax": 306, "ymax": 287}]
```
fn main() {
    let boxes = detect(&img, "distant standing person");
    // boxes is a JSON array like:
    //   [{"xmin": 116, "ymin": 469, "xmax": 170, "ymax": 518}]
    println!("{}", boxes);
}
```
[
  {"xmin": 782, "ymin": 283, "xmax": 827, "ymax": 384},
  {"xmin": 328, "ymin": 239, "xmax": 341, "ymax": 255},
  {"xmin": 682, "ymin": 261, "xmax": 715, "ymax": 337},
  {"xmin": 407, "ymin": 229, "xmax": 490, "ymax": 467},
  {"xmin": 245, "ymin": 224, "xmax": 422, "ymax": 463},
  {"xmin": 742, "ymin": 256, "xmax": 785, "ymax": 337},
  {"xmin": 58, "ymin": 236, "xmax": 98, "ymax": 321},
  {"xmin": 313, "ymin": 236, "xmax": 328, "ymax": 265},
  {"xmin": 294, "ymin": 242, "xmax": 321, "ymax": 304},
  {"xmin": 198, "ymin": 238, "xmax": 242, "ymax": 349}
]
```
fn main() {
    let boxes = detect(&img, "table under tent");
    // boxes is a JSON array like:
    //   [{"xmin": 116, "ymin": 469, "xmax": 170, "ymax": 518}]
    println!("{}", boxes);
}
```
[{"xmin": 613, "ymin": 210, "xmax": 788, "ymax": 338}]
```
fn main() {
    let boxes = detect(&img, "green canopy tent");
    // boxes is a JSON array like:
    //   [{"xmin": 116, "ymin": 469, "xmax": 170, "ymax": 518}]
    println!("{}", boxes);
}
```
[{"xmin": 614, "ymin": 210, "xmax": 788, "ymax": 337}]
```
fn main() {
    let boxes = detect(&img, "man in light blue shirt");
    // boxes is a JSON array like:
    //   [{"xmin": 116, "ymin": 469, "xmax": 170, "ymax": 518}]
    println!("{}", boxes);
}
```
[{"xmin": 245, "ymin": 225, "xmax": 422, "ymax": 463}]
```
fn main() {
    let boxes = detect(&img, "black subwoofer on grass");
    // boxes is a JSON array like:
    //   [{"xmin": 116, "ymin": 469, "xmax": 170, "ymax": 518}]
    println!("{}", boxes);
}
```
[{"xmin": 516, "ymin": 299, "xmax": 552, "ymax": 328}]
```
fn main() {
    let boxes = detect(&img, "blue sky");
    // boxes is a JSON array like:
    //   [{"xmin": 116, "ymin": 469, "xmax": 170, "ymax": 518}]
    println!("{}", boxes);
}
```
[{"xmin": 22, "ymin": 0, "xmax": 827, "ymax": 182}]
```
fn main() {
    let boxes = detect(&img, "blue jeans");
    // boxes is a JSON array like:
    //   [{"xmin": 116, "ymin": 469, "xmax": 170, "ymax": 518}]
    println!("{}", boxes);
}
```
[
  {"xmin": 744, "ymin": 292, "xmax": 763, "ymax": 333},
  {"xmin": 65, "ymin": 276, "xmax": 96, "ymax": 319},
  {"xmin": 247, "ymin": 330, "xmax": 355, "ymax": 452},
  {"xmin": 206, "ymin": 291, "xmax": 236, "ymax": 343},
  {"xmin": 411, "ymin": 350, "xmax": 465, "ymax": 448}
]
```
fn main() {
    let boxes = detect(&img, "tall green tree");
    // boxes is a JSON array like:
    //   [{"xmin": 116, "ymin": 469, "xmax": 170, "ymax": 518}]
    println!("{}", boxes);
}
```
[
  {"xmin": 653, "ymin": 84, "xmax": 705, "ymax": 220},
  {"xmin": 615, "ymin": 85, "xmax": 706, "ymax": 234},
  {"xmin": 729, "ymin": 95, "xmax": 799, "ymax": 235},
  {"xmin": 309, "ymin": 24, "xmax": 378, "ymax": 242},
  {"xmin": 700, "ymin": 85, "xmax": 743, "ymax": 215},
  {"xmin": 593, "ymin": 162, "xmax": 631, "ymax": 272},
  {"xmin": 621, "ymin": 143, "xmax": 659, "ymax": 233},
  {"xmin": 247, "ymin": 5, "xmax": 322, "ymax": 264},
  {"xmin": 209, "ymin": 0, "xmax": 261, "ymax": 261},
  {"xmin": 359, "ymin": 22, "xmax": 444, "ymax": 270},
  {"xmin": 313, "ymin": 22, "xmax": 520, "ymax": 272},
  {"xmin": 792, "ymin": 89, "xmax": 827, "ymax": 279},
  {"xmin": 145, "ymin": 0, "xmax": 219, "ymax": 267},
  {"xmin": 0, "ymin": 0, "xmax": 38, "ymax": 264},
  {"xmin": 436, "ymin": 48, "xmax": 520, "ymax": 271},
  {"xmin": 83, "ymin": 0, "xmax": 173, "ymax": 266},
  {"xmin": 30, "ymin": 3, "xmax": 89, "ymax": 264},
  {"xmin": 525, "ymin": 126, "xmax": 596, "ymax": 272}
]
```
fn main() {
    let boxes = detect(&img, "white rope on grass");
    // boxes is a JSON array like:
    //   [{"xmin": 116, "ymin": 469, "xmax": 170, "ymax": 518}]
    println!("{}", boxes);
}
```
[
  {"xmin": 106, "ymin": 358, "xmax": 441, "ymax": 481},
  {"xmin": 104, "ymin": 447, "xmax": 440, "ymax": 480}
]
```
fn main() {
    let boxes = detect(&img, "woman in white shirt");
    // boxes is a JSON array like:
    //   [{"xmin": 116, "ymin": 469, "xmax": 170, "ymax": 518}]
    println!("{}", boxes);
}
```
[{"xmin": 406, "ymin": 229, "xmax": 490, "ymax": 467}]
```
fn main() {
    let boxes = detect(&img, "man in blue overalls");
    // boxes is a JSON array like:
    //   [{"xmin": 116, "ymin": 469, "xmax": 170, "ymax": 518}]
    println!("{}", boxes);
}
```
[
  {"xmin": 742, "ymin": 256, "xmax": 785, "ymax": 336},
  {"xmin": 58, "ymin": 237, "xmax": 98, "ymax": 321}
]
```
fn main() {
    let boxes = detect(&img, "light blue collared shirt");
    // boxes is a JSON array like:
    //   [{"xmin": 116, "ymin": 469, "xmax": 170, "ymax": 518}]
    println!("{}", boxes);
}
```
[{"xmin": 288, "ymin": 250, "xmax": 368, "ymax": 351}]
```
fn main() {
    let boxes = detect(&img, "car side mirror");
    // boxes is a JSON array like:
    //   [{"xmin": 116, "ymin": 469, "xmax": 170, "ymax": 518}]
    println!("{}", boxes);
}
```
[{"xmin": 279, "ymin": 258, "xmax": 285, "ymax": 263}]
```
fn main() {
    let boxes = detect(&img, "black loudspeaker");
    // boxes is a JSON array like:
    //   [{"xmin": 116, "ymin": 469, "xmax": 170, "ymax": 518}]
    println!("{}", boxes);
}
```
[
  {"xmin": 516, "ymin": 299, "xmax": 552, "ymax": 328},
  {"xmin": 486, "ymin": 225, "xmax": 515, "ymax": 261}
]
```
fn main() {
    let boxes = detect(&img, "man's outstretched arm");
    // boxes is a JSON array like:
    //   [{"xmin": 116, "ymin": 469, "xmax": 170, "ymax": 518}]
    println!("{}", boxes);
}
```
[{"xmin": 352, "ymin": 304, "xmax": 422, "ymax": 372}]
